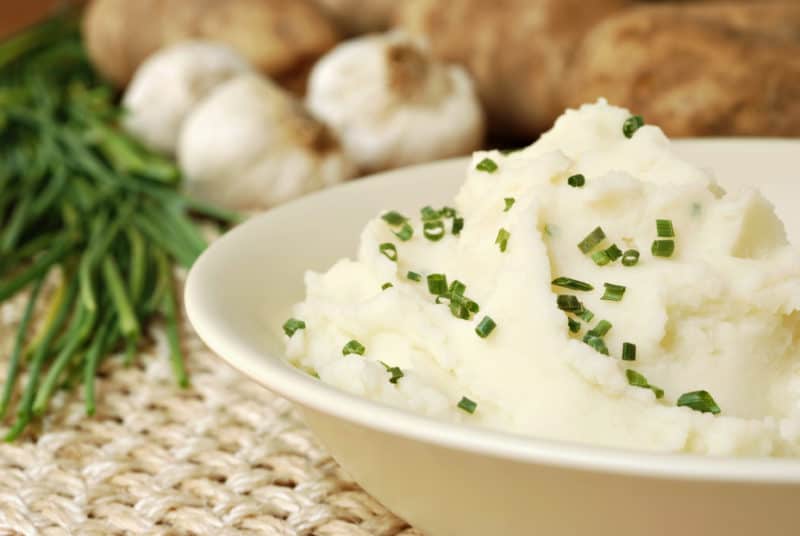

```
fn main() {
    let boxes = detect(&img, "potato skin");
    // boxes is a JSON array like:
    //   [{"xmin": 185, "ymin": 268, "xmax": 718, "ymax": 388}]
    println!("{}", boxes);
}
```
[
  {"xmin": 565, "ymin": 2, "xmax": 800, "ymax": 137},
  {"xmin": 83, "ymin": 0, "xmax": 339, "ymax": 87},
  {"xmin": 396, "ymin": 0, "xmax": 632, "ymax": 138}
]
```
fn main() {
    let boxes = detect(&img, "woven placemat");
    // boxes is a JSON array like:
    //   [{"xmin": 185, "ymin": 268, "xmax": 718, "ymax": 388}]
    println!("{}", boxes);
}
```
[{"xmin": 0, "ymin": 282, "xmax": 423, "ymax": 536}]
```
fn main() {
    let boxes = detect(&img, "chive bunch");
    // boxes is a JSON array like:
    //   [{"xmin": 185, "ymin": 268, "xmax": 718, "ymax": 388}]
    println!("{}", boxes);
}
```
[{"xmin": 0, "ymin": 17, "xmax": 238, "ymax": 439}]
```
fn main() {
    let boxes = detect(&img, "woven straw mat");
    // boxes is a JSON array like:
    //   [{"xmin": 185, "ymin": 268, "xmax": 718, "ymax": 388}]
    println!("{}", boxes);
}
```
[{"xmin": 0, "ymin": 277, "xmax": 424, "ymax": 536}]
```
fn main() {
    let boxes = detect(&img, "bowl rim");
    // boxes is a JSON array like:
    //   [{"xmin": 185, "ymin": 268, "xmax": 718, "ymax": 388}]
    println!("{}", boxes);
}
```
[{"xmin": 186, "ymin": 138, "xmax": 800, "ymax": 484}]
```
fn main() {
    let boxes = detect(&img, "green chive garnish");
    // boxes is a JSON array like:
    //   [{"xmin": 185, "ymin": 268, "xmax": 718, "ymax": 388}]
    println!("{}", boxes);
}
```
[
  {"xmin": 342, "ymin": 340, "xmax": 365, "ymax": 356},
  {"xmin": 626, "ymin": 369, "xmax": 664, "ymax": 398},
  {"xmin": 601, "ymin": 283, "xmax": 626, "ymax": 302},
  {"xmin": 605, "ymin": 244, "xmax": 622, "ymax": 262},
  {"xmin": 442, "ymin": 207, "xmax": 456, "ymax": 218},
  {"xmin": 651, "ymin": 240, "xmax": 675, "ymax": 258},
  {"xmin": 393, "ymin": 223, "xmax": 413, "ymax": 241},
  {"xmin": 407, "ymin": 271, "xmax": 422, "ymax": 282},
  {"xmin": 557, "ymin": 295, "xmax": 583, "ymax": 313},
  {"xmin": 588, "ymin": 319, "xmax": 612, "ymax": 337},
  {"xmin": 449, "ymin": 280, "xmax": 467, "ymax": 297},
  {"xmin": 475, "ymin": 316, "xmax": 496, "ymax": 338},
  {"xmin": 503, "ymin": 197, "xmax": 515, "ymax": 212},
  {"xmin": 381, "ymin": 211, "xmax": 407, "ymax": 225},
  {"xmin": 379, "ymin": 242, "xmax": 397, "ymax": 261},
  {"xmin": 380, "ymin": 361, "xmax": 404, "ymax": 384},
  {"xmin": 476, "ymin": 158, "xmax": 498, "ymax": 173},
  {"xmin": 578, "ymin": 226, "xmax": 606, "ymax": 254},
  {"xmin": 568, "ymin": 174, "xmax": 585, "ymax": 187},
  {"xmin": 452, "ymin": 217, "xmax": 464, "ymax": 235},
  {"xmin": 656, "ymin": 219, "xmax": 674, "ymax": 238},
  {"xmin": 424, "ymin": 220, "xmax": 445, "ymax": 241},
  {"xmin": 622, "ymin": 249, "xmax": 640, "ymax": 266},
  {"xmin": 584, "ymin": 335, "xmax": 609, "ymax": 356},
  {"xmin": 580, "ymin": 309, "xmax": 595, "ymax": 322},
  {"xmin": 622, "ymin": 342, "xmax": 636, "ymax": 361},
  {"xmin": 591, "ymin": 250, "xmax": 611, "ymax": 266},
  {"xmin": 427, "ymin": 273, "xmax": 448, "ymax": 296},
  {"xmin": 568, "ymin": 318, "xmax": 581, "ymax": 333},
  {"xmin": 551, "ymin": 277, "xmax": 594, "ymax": 292},
  {"xmin": 381, "ymin": 282, "xmax": 393, "ymax": 290},
  {"xmin": 495, "ymin": 228, "xmax": 510, "ymax": 252},
  {"xmin": 623, "ymin": 115, "xmax": 644, "ymax": 138},
  {"xmin": 457, "ymin": 396, "xmax": 477, "ymax": 413},
  {"xmin": 283, "ymin": 318, "xmax": 306, "ymax": 337},
  {"xmin": 421, "ymin": 206, "xmax": 440, "ymax": 221},
  {"xmin": 677, "ymin": 390, "xmax": 720, "ymax": 414}
]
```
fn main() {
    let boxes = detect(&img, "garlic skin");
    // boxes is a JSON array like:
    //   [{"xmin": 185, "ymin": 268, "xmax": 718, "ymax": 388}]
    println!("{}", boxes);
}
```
[
  {"xmin": 306, "ymin": 32, "xmax": 485, "ymax": 173},
  {"xmin": 122, "ymin": 41, "xmax": 251, "ymax": 154},
  {"xmin": 178, "ymin": 73, "xmax": 356, "ymax": 210}
]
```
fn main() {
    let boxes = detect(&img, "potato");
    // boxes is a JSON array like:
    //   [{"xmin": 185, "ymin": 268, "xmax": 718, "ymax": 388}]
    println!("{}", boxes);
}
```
[
  {"xmin": 83, "ymin": 0, "xmax": 339, "ymax": 88},
  {"xmin": 312, "ymin": 0, "xmax": 396, "ymax": 35},
  {"xmin": 565, "ymin": 2, "xmax": 800, "ymax": 137},
  {"xmin": 396, "ymin": 0, "xmax": 632, "ymax": 138}
]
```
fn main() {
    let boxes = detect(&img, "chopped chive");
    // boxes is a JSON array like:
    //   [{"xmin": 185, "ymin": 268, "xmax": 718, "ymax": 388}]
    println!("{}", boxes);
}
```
[
  {"xmin": 503, "ymin": 198, "xmax": 515, "ymax": 212},
  {"xmin": 423, "ymin": 220, "xmax": 446, "ymax": 241},
  {"xmin": 626, "ymin": 369, "xmax": 663, "ymax": 398},
  {"xmin": 381, "ymin": 282, "xmax": 393, "ymax": 290},
  {"xmin": 495, "ymin": 228, "xmax": 510, "ymax": 252},
  {"xmin": 601, "ymin": 283, "xmax": 626, "ymax": 302},
  {"xmin": 457, "ymin": 396, "xmax": 477, "ymax": 413},
  {"xmin": 475, "ymin": 316, "xmax": 496, "ymax": 338},
  {"xmin": 379, "ymin": 242, "xmax": 398, "ymax": 261},
  {"xmin": 449, "ymin": 280, "xmax": 467, "ymax": 297},
  {"xmin": 557, "ymin": 295, "xmax": 583, "ymax": 313},
  {"xmin": 380, "ymin": 361, "xmax": 404, "ymax": 384},
  {"xmin": 452, "ymin": 217, "xmax": 464, "ymax": 235},
  {"xmin": 622, "ymin": 249, "xmax": 640, "ymax": 266},
  {"xmin": 651, "ymin": 239, "xmax": 675, "ymax": 258},
  {"xmin": 591, "ymin": 250, "xmax": 611, "ymax": 266},
  {"xmin": 656, "ymin": 219, "xmax": 674, "ymax": 238},
  {"xmin": 441, "ymin": 207, "xmax": 457, "ymax": 218},
  {"xmin": 283, "ymin": 318, "xmax": 306, "ymax": 337},
  {"xmin": 476, "ymin": 158, "xmax": 498, "ymax": 173},
  {"xmin": 393, "ymin": 223, "xmax": 413, "ymax": 241},
  {"xmin": 551, "ymin": 277, "xmax": 594, "ymax": 292},
  {"xmin": 584, "ymin": 335, "xmax": 609, "ymax": 356},
  {"xmin": 381, "ymin": 211, "xmax": 407, "ymax": 225},
  {"xmin": 421, "ymin": 206, "xmax": 440, "ymax": 221},
  {"xmin": 588, "ymin": 319, "xmax": 612, "ymax": 337},
  {"xmin": 580, "ymin": 309, "xmax": 595, "ymax": 322},
  {"xmin": 623, "ymin": 115, "xmax": 644, "ymax": 138},
  {"xmin": 578, "ymin": 226, "xmax": 606, "ymax": 254},
  {"xmin": 427, "ymin": 273, "xmax": 448, "ymax": 296},
  {"xmin": 568, "ymin": 174, "xmax": 586, "ymax": 187},
  {"xmin": 407, "ymin": 271, "xmax": 422, "ymax": 282},
  {"xmin": 622, "ymin": 342, "xmax": 636, "ymax": 361},
  {"xmin": 342, "ymin": 339, "xmax": 366, "ymax": 356},
  {"xmin": 677, "ymin": 390, "xmax": 721, "ymax": 414},
  {"xmin": 568, "ymin": 318, "xmax": 581, "ymax": 333},
  {"xmin": 605, "ymin": 244, "xmax": 622, "ymax": 262}
]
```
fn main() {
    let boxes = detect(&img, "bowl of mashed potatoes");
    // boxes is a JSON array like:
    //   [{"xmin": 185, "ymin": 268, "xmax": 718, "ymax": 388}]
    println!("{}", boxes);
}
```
[{"xmin": 186, "ymin": 101, "xmax": 800, "ymax": 536}]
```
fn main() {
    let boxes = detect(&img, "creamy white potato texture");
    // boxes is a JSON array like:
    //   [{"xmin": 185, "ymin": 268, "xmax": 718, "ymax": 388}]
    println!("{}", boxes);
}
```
[{"xmin": 285, "ymin": 100, "xmax": 800, "ymax": 456}]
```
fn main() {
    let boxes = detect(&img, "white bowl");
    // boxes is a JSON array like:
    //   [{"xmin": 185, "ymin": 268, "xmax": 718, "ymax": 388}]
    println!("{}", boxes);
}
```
[{"xmin": 186, "ymin": 140, "xmax": 800, "ymax": 536}]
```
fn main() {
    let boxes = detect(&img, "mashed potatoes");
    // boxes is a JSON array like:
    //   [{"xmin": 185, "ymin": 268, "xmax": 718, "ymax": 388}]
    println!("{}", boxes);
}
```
[{"xmin": 284, "ymin": 100, "xmax": 800, "ymax": 456}]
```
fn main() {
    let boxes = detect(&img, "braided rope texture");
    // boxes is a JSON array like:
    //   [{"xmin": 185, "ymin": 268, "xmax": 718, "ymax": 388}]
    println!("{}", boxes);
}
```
[{"xmin": 0, "ymin": 289, "xmax": 424, "ymax": 536}]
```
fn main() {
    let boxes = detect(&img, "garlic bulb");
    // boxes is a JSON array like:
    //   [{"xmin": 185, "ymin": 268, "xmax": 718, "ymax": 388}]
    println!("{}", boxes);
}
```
[
  {"xmin": 122, "ymin": 41, "xmax": 251, "ymax": 154},
  {"xmin": 178, "ymin": 73, "xmax": 356, "ymax": 210},
  {"xmin": 306, "ymin": 32, "xmax": 485, "ymax": 173}
]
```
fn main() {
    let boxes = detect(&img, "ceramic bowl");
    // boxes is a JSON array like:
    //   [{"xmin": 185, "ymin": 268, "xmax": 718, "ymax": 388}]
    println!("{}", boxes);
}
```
[{"xmin": 186, "ymin": 140, "xmax": 800, "ymax": 536}]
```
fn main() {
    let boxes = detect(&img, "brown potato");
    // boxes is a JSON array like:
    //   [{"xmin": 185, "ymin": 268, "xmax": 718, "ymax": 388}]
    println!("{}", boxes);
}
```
[
  {"xmin": 83, "ymin": 0, "xmax": 339, "ymax": 87},
  {"xmin": 565, "ymin": 2, "xmax": 800, "ymax": 137},
  {"xmin": 396, "ymin": 0, "xmax": 632, "ymax": 138}
]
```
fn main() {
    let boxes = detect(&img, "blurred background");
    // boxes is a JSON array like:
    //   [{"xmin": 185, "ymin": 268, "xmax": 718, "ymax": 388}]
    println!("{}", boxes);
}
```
[{"xmin": 3, "ymin": 0, "xmax": 798, "ymax": 212}]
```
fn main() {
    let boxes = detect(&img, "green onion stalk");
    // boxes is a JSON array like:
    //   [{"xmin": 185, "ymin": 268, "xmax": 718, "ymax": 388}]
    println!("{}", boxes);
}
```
[{"xmin": 0, "ymin": 15, "xmax": 240, "ymax": 440}]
